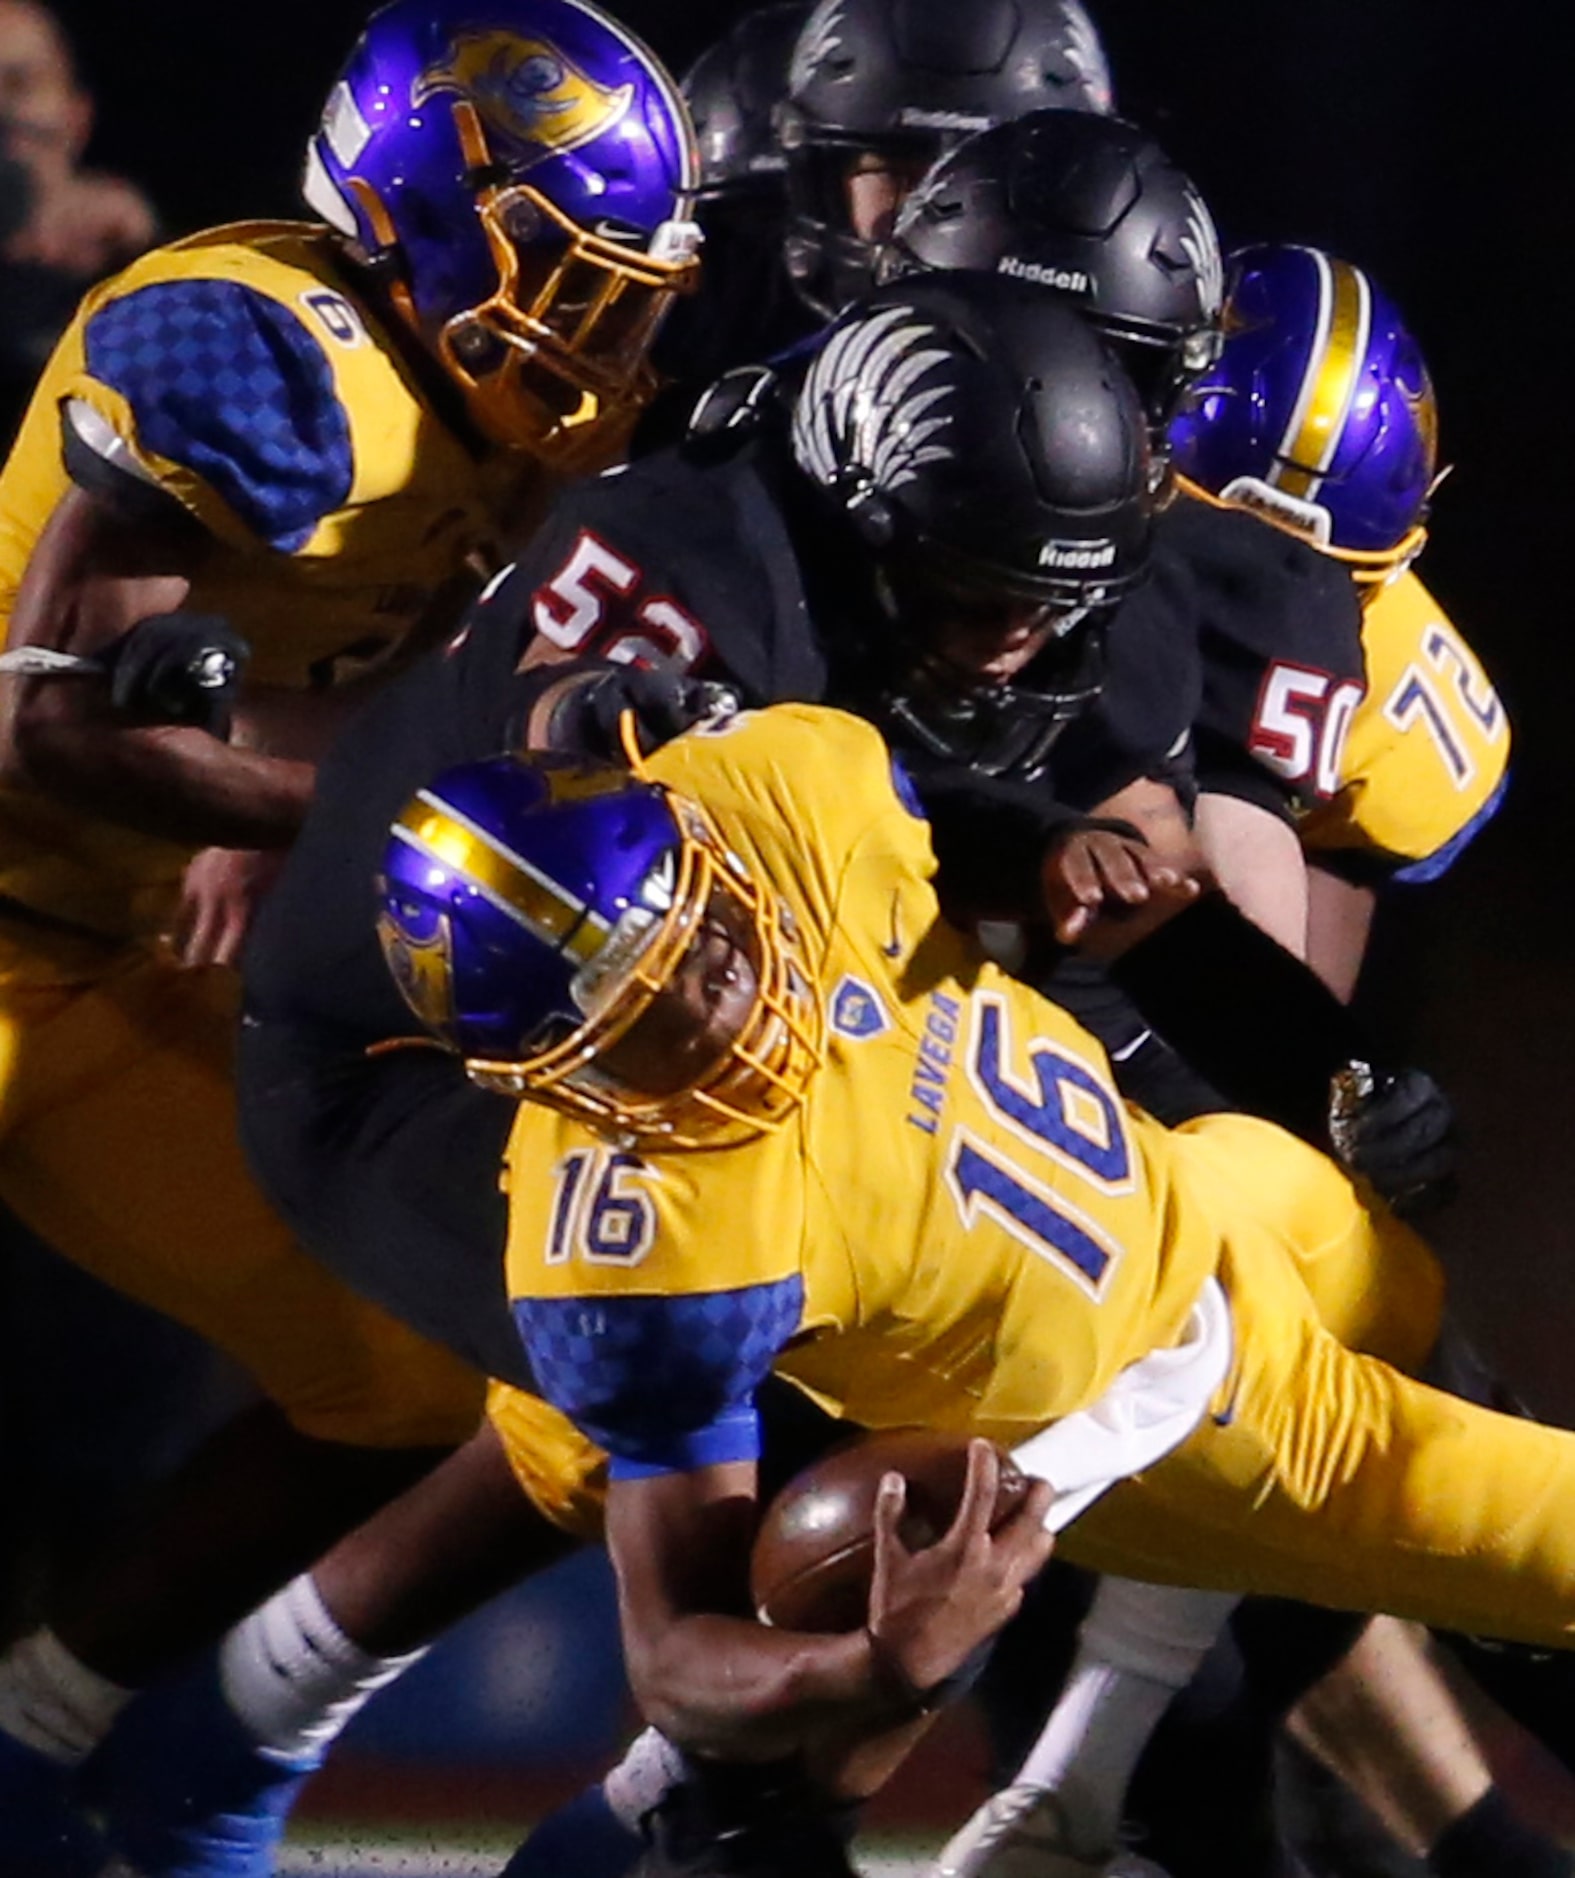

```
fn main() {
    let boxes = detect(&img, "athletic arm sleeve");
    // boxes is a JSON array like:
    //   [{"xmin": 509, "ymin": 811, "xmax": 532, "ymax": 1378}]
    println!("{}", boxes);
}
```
[{"xmin": 1110, "ymin": 891, "xmax": 1375, "ymax": 1149}]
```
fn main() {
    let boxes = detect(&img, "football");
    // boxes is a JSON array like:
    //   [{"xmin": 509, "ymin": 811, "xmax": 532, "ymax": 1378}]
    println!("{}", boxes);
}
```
[{"xmin": 750, "ymin": 1428, "xmax": 1030, "ymax": 1632}]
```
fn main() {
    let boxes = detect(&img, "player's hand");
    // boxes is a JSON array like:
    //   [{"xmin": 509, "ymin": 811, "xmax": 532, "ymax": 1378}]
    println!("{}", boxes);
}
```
[
  {"xmin": 1329, "ymin": 1063, "xmax": 1459, "ymax": 1218},
  {"xmin": 865, "ymin": 1439, "xmax": 1053, "ymax": 1708},
  {"xmin": 576, "ymin": 663, "xmax": 739, "ymax": 759},
  {"xmin": 1042, "ymin": 826, "xmax": 1203, "ymax": 956},
  {"xmin": 166, "ymin": 846, "xmax": 285, "ymax": 969}
]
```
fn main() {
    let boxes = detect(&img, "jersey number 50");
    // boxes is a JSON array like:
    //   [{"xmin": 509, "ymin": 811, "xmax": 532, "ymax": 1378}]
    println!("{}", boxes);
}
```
[{"xmin": 1250, "ymin": 662, "xmax": 1365, "ymax": 798}]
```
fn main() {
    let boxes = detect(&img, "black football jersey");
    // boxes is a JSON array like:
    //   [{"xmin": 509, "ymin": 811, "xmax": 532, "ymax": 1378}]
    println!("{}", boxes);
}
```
[
  {"xmin": 1172, "ymin": 496, "xmax": 1368, "ymax": 822},
  {"xmin": 243, "ymin": 441, "xmax": 829, "ymax": 1043}
]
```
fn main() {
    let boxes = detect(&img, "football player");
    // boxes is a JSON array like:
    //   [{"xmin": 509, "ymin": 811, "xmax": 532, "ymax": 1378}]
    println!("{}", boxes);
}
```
[
  {"xmin": 0, "ymin": 0, "xmax": 699, "ymax": 1869},
  {"xmin": 0, "ymin": 277, "xmax": 1156, "ymax": 1878},
  {"xmin": 642, "ymin": 0, "xmax": 1116, "ymax": 442},
  {"xmin": 113, "ymin": 273, "xmax": 1458, "ymax": 1878},
  {"xmin": 403, "ymin": 703, "xmax": 1575, "ymax": 1878},
  {"xmin": 777, "ymin": 0, "xmax": 1111, "ymax": 319},
  {"xmin": 1173, "ymin": 243, "xmax": 1519, "ymax": 1878},
  {"xmin": 935, "ymin": 248, "xmax": 1528, "ymax": 1878},
  {"xmin": 1172, "ymin": 242, "xmax": 1508, "ymax": 994}
]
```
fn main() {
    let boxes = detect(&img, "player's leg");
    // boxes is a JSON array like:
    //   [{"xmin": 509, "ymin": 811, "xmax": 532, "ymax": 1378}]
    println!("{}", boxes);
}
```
[
  {"xmin": 92, "ymin": 1390, "xmax": 601, "ymax": 1878},
  {"xmin": 73, "ymin": 1016, "xmax": 610, "ymax": 1877},
  {"xmin": 1288, "ymin": 1620, "xmax": 1492, "ymax": 1857},
  {"xmin": 0, "ymin": 959, "xmax": 483, "ymax": 1869},
  {"xmin": 1060, "ymin": 1224, "xmax": 1575, "ymax": 1648},
  {"xmin": 933, "ymin": 1573, "xmax": 1242, "ymax": 1878},
  {"xmin": 936, "ymin": 1117, "xmax": 1446, "ymax": 1877}
]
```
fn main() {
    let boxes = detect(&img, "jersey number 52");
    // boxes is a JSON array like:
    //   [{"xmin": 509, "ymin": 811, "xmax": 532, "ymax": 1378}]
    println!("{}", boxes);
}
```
[{"xmin": 532, "ymin": 530, "xmax": 711, "ymax": 671}]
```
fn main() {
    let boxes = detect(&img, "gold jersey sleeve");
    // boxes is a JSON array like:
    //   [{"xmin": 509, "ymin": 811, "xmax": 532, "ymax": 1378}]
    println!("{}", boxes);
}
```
[
  {"xmin": 505, "ymin": 706, "xmax": 1223, "ymax": 1464},
  {"xmin": 1299, "ymin": 570, "xmax": 1510, "ymax": 876},
  {"xmin": 0, "ymin": 220, "xmax": 545, "ymax": 944}
]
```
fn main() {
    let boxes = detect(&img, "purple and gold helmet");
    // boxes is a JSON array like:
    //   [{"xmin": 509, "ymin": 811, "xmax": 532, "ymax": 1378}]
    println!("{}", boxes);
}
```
[
  {"xmin": 304, "ymin": 0, "xmax": 702, "ymax": 464},
  {"xmin": 1169, "ymin": 243, "xmax": 1439, "ymax": 588},
  {"xmin": 378, "ymin": 751, "xmax": 822, "ymax": 1145}
]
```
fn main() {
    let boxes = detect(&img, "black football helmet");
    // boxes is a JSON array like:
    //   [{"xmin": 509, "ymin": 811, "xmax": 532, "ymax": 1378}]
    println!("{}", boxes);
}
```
[
  {"xmin": 777, "ymin": 0, "xmax": 1113, "ymax": 316},
  {"xmin": 791, "ymin": 273, "xmax": 1153, "ymax": 777},
  {"xmin": 682, "ymin": 4, "xmax": 811, "ymax": 205},
  {"xmin": 882, "ymin": 110, "xmax": 1225, "ymax": 438}
]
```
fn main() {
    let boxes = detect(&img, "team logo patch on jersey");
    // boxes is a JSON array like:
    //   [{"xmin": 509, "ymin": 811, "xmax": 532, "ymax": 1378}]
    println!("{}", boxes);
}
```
[
  {"xmin": 413, "ymin": 33, "xmax": 634, "ymax": 166},
  {"xmin": 830, "ymin": 975, "xmax": 890, "ymax": 1041}
]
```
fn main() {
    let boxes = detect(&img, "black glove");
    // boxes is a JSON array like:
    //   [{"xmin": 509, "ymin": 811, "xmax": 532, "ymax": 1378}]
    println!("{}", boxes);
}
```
[
  {"xmin": 562, "ymin": 661, "xmax": 741, "ymax": 761},
  {"xmin": 1328, "ymin": 1062, "xmax": 1458, "ymax": 1218},
  {"xmin": 98, "ymin": 612, "xmax": 251, "ymax": 738}
]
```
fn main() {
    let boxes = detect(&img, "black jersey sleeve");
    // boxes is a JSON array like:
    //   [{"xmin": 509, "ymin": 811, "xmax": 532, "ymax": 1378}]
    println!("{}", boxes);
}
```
[
  {"xmin": 1190, "ymin": 730, "xmax": 1299, "ymax": 825},
  {"xmin": 500, "ymin": 443, "xmax": 826, "ymax": 706},
  {"xmin": 1170, "ymin": 498, "xmax": 1367, "ymax": 815}
]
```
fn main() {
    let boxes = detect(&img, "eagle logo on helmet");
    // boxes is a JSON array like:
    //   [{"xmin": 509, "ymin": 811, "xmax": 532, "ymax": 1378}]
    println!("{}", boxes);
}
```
[
  {"xmin": 1179, "ymin": 188, "xmax": 1225, "ymax": 324},
  {"xmin": 377, "ymin": 899, "xmax": 458, "ymax": 1033},
  {"xmin": 788, "ymin": 0, "xmax": 849, "ymax": 91},
  {"xmin": 794, "ymin": 303, "xmax": 957, "ymax": 497},
  {"xmin": 412, "ymin": 32, "xmax": 635, "ymax": 166},
  {"xmin": 1062, "ymin": 0, "xmax": 1115, "ymax": 113}
]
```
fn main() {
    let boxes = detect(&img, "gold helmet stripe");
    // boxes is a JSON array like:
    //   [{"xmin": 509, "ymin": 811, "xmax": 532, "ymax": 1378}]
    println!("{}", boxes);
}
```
[
  {"xmin": 1272, "ymin": 250, "xmax": 1372, "ymax": 503},
  {"xmin": 390, "ymin": 791, "xmax": 611, "ymax": 966}
]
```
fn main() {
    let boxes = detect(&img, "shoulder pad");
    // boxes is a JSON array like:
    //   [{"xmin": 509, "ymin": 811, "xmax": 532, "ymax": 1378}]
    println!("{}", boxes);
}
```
[{"xmin": 82, "ymin": 278, "xmax": 353, "ymax": 552}]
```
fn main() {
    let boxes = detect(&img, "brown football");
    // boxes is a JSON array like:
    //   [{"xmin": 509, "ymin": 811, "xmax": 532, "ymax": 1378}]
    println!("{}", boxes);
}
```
[{"xmin": 750, "ymin": 1427, "xmax": 1030, "ymax": 1632}]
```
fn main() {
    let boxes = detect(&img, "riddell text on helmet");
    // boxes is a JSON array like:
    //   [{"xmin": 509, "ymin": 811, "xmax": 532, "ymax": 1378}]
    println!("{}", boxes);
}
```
[
  {"xmin": 998, "ymin": 254, "xmax": 1092, "ymax": 295},
  {"xmin": 1038, "ymin": 538, "xmax": 1117, "ymax": 568}
]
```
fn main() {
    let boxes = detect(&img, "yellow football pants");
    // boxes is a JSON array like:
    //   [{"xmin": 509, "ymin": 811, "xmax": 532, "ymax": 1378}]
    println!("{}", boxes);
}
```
[
  {"xmin": 1061, "ymin": 1116, "xmax": 1575, "ymax": 1649},
  {"xmin": 0, "ymin": 940, "xmax": 483, "ymax": 1449}
]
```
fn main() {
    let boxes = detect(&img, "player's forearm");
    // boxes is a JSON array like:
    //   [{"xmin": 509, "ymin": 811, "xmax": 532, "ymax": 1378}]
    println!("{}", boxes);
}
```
[
  {"xmin": 1110, "ymin": 888, "xmax": 1371, "ymax": 1147},
  {"xmin": 11, "ymin": 710, "xmax": 315, "ymax": 847},
  {"xmin": 624, "ymin": 1612, "xmax": 912, "ymax": 1759},
  {"xmin": 230, "ymin": 680, "xmax": 381, "ymax": 766}
]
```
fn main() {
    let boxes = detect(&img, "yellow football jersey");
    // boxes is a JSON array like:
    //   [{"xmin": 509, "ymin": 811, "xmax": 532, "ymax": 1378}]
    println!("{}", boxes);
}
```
[
  {"xmin": 504, "ymin": 707, "xmax": 1233, "ymax": 1469},
  {"xmin": 1301, "ymin": 570, "xmax": 1510, "ymax": 878},
  {"xmin": 502, "ymin": 709, "xmax": 1575, "ymax": 1650},
  {"xmin": 0, "ymin": 220, "xmax": 548, "ymax": 945}
]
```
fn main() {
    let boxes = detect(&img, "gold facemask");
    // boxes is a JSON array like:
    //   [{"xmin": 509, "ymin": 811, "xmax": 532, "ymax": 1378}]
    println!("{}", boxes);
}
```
[
  {"xmin": 435, "ymin": 99, "xmax": 701, "ymax": 466},
  {"xmin": 465, "ymin": 788, "xmax": 823, "ymax": 1149}
]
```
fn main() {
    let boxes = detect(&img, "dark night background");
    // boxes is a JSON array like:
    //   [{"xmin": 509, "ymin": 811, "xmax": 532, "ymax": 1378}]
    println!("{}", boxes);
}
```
[{"xmin": 51, "ymin": 0, "xmax": 1575, "ymax": 1411}]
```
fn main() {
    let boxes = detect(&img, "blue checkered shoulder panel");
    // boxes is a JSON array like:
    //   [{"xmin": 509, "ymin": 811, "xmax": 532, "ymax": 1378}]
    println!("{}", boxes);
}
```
[
  {"xmin": 514, "ymin": 1276, "xmax": 805, "ymax": 1478},
  {"xmin": 84, "ymin": 280, "xmax": 355, "ymax": 553}
]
